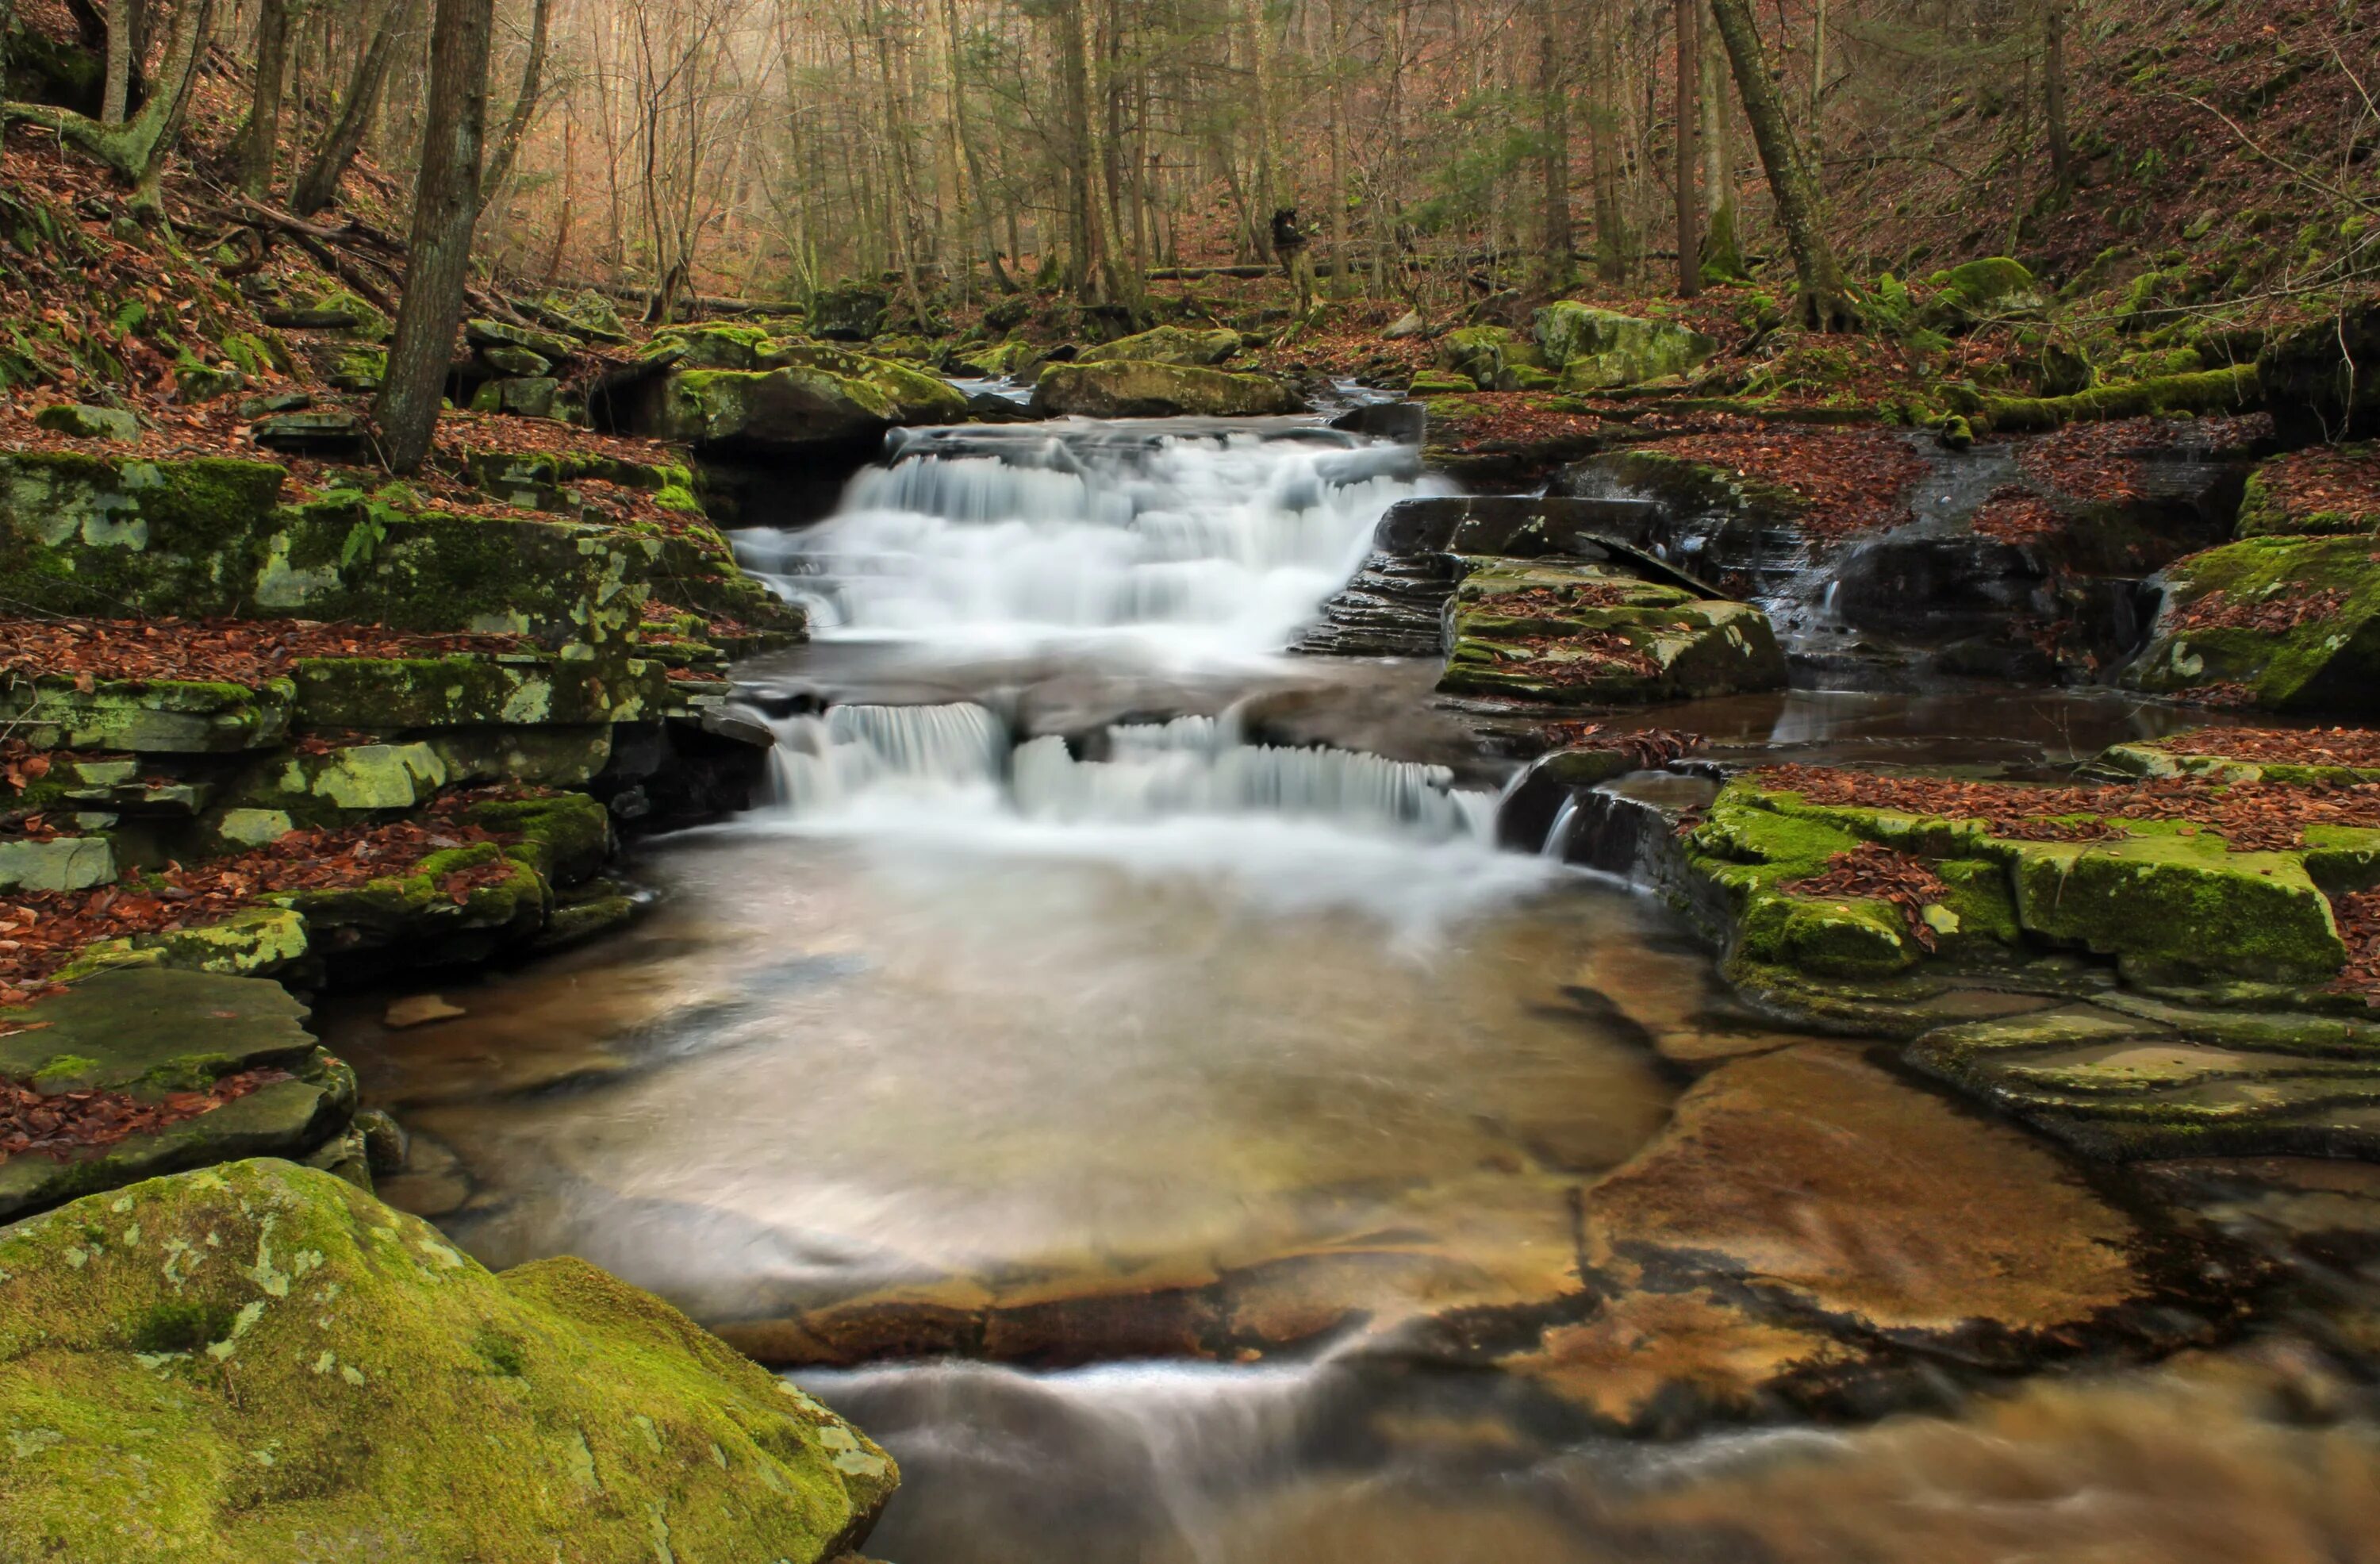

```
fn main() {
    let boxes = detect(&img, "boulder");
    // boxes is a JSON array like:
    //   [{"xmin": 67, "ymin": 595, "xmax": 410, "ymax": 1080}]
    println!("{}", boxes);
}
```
[
  {"xmin": 463, "ymin": 317, "xmax": 582, "ymax": 363},
  {"xmin": 1531, "ymin": 302, "xmax": 1718, "ymax": 391},
  {"xmin": 2122, "ymin": 536, "xmax": 2380, "ymax": 713},
  {"xmin": 0, "ymin": 969, "xmax": 352, "ymax": 1220},
  {"xmin": 31, "ymin": 405, "xmax": 138, "ymax": 442},
  {"xmin": 0, "ymin": 1159, "xmax": 896, "ymax": 1562},
  {"xmin": 808, "ymin": 282, "xmax": 889, "ymax": 340},
  {"xmin": 1077, "ymin": 325, "xmax": 1242, "ymax": 367},
  {"xmin": 1031, "ymin": 359, "xmax": 1307, "ymax": 418},
  {"xmin": 647, "ymin": 355, "xmax": 968, "ymax": 453},
  {"xmin": 1917, "ymin": 256, "xmax": 2048, "ymax": 331},
  {"xmin": 2258, "ymin": 300, "xmax": 2380, "ymax": 444},
  {"xmin": 1438, "ymin": 559, "xmax": 1786, "ymax": 706},
  {"xmin": 2236, "ymin": 445, "xmax": 2380, "ymax": 536}
]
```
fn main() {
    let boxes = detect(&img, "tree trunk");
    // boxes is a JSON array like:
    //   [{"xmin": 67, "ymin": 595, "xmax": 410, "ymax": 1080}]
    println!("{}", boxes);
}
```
[
  {"xmin": 374, "ymin": 0, "xmax": 493, "ymax": 475},
  {"xmin": 1675, "ymin": 0, "xmax": 1699, "ymax": 297},
  {"xmin": 102, "ymin": 0, "xmax": 134, "ymax": 121},
  {"xmin": 5, "ymin": 0, "xmax": 212, "ymax": 198},
  {"xmin": 1699, "ymin": 1, "xmax": 1745, "ymax": 279},
  {"xmin": 1708, "ymin": 0, "xmax": 1856, "ymax": 329},
  {"xmin": 234, "ymin": 0, "xmax": 292, "ymax": 195},
  {"xmin": 2044, "ymin": 0, "xmax": 2073, "ymax": 194},
  {"xmin": 476, "ymin": 0, "xmax": 551, "ymax": 217},
  {"xmin": 290, "ymin": 0, "xmax": 419, "ymax": 217},
  {"xmin": 1532, "ymin": 0, "xmax": 1573, "ymax": 297},
  {"xmin": 1588, "ymin": 0, "xmax": 1630, "ymax": 285}
]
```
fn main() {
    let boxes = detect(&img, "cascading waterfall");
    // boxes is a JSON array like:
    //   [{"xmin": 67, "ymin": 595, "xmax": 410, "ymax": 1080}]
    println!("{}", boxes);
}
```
[
  {"xmin": 756, "ymin": 700, "xmax": 1494, "ymax": 844},
  {"xmin": 732, "ymin": 425, "xmax": 1445, "ymax": 660}
]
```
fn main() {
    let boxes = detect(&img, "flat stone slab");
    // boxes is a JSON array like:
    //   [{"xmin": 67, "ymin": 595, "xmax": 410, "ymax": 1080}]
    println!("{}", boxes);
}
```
[{"xmin": 0, "ymin": 968, "xmax": 351, "ymax": 1219}]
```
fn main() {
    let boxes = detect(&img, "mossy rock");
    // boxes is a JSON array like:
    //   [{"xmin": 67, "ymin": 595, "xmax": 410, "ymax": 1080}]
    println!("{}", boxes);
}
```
[
  {"xmin": 0, "ymin": 678, "xmax": 293, "ymax": 755},
  {"xmin": 1681, "ymin": 792, "xmax": 1922, "ymax": 980},
  {"xmin": 0, "ymin": 452, "xmax": 288, "ymax": 620},
  {"xmin": 808, "ymin": 283, "xmax": 889, "ymax": 340},
  {"xmin": 0, "ymin": 836, "xmax": 115, "ymax": 893},
  {"xmin": 2236, "ymin": 446, "xmax": 2378, "ymax": 537},
  {"xmin": 461, "ymin": 791, "xmax": 614, "ymax": 887},
  {"xmin": 1531, "ymin": 303, "xmax": 1717, "ymax": 391},
  {"xmin": 647, "ymin": 323, "xmax": 777, "ymax": 371},
  {"xmin": 0, "ymin": 970, "xmax": 352, "ymax": 1220},
  {"xmin": 0, "ymin": 1159, "xmax": 896, "ymax": 1562},
  {"xmin": 1409, "ymin": 371, "xmax": 1479, "ymax": 395},
  {"xmin": 648, "ymin": 361, "xmax": 965, "ymax": 452},
  {"xmin": 2259, "ymin": 300, "xmax": 2380, "ymax": 444},
  {"xmin": 1917, "ymin": 258, "xmax": 2047, "ymax": 331},
  {"xmin": 463, "ymin": 317, "xmax": 582, "ymax": 363},
  {"xmin": 2002, "ymin": 832, "xmax": 2346, "ymax": 982},
  {"xmin": 1077, "ymin": 325, "xmax": 1242, "ymax": 367},
  {"xmin": 1030, "ymin": 359, "xmax": 1305, "ymax": 418},
  {"xmin": 2121, "ymin": 535, "xmax": 2380, "ymax": 713},
  {"xmin": 1438, "ymin": 559, "xmax": 1786, "ymax": 707},
  {"xmin": 32, "ymin": 404, "xmax": 139, "ymax": 442},
  {"xmin": 289, "ymin": 654, "xmax": 677, "ymax": 730}
]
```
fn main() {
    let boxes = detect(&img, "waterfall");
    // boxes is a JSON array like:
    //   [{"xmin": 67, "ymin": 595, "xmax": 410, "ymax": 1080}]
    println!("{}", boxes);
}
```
[
  {"xmin": 758, "ymin": 700, "xmax": 1491, "ymax": 844},
  {"xmin": 733, "ymin": 425, "xmax": 1447, "ymax": 659},
  {"xmin": 765, "ymin": 702, "xmax": 1009, "ymax": 812}
]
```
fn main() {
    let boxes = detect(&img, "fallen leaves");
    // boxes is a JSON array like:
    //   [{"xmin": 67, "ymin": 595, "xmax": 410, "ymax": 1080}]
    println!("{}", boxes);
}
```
[
  {"xmin": 0, "ymin": 615, "xmax": 532, "ymax": 690},
  {"xmin": 2174, "ymin": 587, "xmax": 2348, "ymax": 636},
  {"xmin": 2327, "ymin": 889, "xmax": 2380, "ymax": 1008},
  {"xmin": 1783, "ymin": 844, "xmax": 1955, "ymax": 951},
  {"xmin": 1971, "ymin": 484, "xmax": 2070, "ymax": 544},
  {"xmin": 1541, "ymin": 721, "xmax": 1704, "ymax": 770},
  {"xmin": 0, "ymin": 803, "xmax": 525, "ymax": 1007},
  {"xmin": 1752, "ymin": 763, "xmax": 2380, "ymax": 854},
  {"xmin": 2159, "ymin": 727, "xmax": 2380, "ymax": 767},
  {"xmin": 0, "ymin": 1067, "xmax": 292, "ymax": 1164},
  {"xmin": 2252, "ymin": 445, "xmax": 2380, "ymax": 533},
  {"xmin": 1647, "ymin": 427, "xmax": 1929, "ymax": 540}
]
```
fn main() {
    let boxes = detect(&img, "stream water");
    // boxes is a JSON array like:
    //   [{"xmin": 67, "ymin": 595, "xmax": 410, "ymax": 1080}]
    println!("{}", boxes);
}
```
[{"xmin": 336, "ymin": 417, "xmax": 2380, "ymax": 1562}]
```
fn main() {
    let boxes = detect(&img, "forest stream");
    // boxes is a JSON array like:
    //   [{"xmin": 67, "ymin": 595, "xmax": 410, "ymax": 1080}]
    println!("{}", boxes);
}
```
[{"xmin": 328, "ymin": 417, "xmax": 2380, "ymax": 1563}]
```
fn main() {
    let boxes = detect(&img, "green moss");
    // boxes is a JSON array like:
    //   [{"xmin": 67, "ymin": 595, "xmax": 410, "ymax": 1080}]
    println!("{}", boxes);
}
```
[
  {"xmin": 1031, "ymin": 360, "xmax": 1305, "ymax": 418},
  {"xmin": 1438, "ymin": 560, "xmax": 1786, "ymax": 705},
  {"xmin": 2003, "ymin": 832, "xmax": 2344, "ymax": 981},
  {"xmin": 2123, "ymin": 534, "xmax": 2380, "ymax": 713},
  {"xmin": 1077, "ymin": 326, "xmax": 1242, "ymax": 367},
  {"xmin": 0, "ymin": 453, "xmax": 288, "ymax": 620},
  {"xmin": 0, "ymin": 1160, "xmax": 896, "ymax": 1562},
  {"xmin": 1976, "ymin": 364, "xmax": 2259, "ymax": 432},
  {"xmin": 1530, "ymin": 304, "xmax": 1718, "ymax": 390}
]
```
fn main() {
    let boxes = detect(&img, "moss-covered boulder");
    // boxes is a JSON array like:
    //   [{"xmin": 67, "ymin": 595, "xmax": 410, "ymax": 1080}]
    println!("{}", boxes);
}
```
[
  {"xmin": 808, "ymin": 282, "xmax": 889, "ymax": 340},
  {"xmin": 1531, "ymin": 303, "xmax": 1718, "ymax": 391},
  {"xmin": 0, "ymin": 452, "xmax": 289, "ymax": 620},
  {"xmin": 2259, "ymin": 300, "xmax": 2380, "ymax": 444},
  {"xmin": 2235, "ymin": 445, "xmax": 2380, "ymax": 537},
  {"xmin": 0, "ymin": 970, "xmax": 352, "ymax": 1220},
  {"xmin": 0, "ymin": 678, "xmax": 293, "ymax": 754},
  {"xmin": 0, "ymin": 836, "xmax": 115, "ymax": 893},
  {"xmin": 1438, "ymin": 559, "xmax": 1785, "ymax": 705},
  {"xmin": 1031, "ymin": 359, "xmax": 1306, "ymax": 418},
  {"xmin": 289, "ymin": 653, "xmax": 678, "ymax": 731},
  {"xmin": 0, "ymin": 1159, "xmax": 896, "ymax": 1562},
  {"xmin": 648, "ymin": 357, "xmax": 966, "ymax": 453},
  {"xmin": 32, "ymin": 404, "xmax": 139, "ymax": 442},
  {"xmin": 2002, "ymin": 832, "xmax": 2346, "ymax": 981},
  {"xmin": 1917, "ymin": 257, "xmax": 2047, "ymax": 332},
  {"xmin": 1077, "ymin": 325, "xmax": 1242, "ymax": 367},
  {"xmin": 2122, "ymin": 536, "xmax": 2380, "ymax": 713}
]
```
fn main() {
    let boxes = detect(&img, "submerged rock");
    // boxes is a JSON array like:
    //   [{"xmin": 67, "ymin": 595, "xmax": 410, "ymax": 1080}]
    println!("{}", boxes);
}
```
[
  {"xmin": 1031, "ymin": 359, "xmax": 1307, "ymax": 418},
  {"xmin": 0, "ymin": 1159, "xmax": 896, "ymax": 1562}
]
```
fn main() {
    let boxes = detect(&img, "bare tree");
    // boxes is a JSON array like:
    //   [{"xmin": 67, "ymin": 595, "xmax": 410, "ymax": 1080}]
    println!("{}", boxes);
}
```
[{"xmin": 1709, "ymin": 0, "xmax": 1857, "ymax": 329}]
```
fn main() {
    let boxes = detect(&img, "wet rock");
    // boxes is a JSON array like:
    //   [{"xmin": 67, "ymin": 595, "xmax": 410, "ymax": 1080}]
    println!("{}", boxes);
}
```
[
  {"xmin": 1438, "ymin": 560, "xmax": 1786, "ymax": 707},
  {"xmin": 2121, "ymin": 536, "xmax": 2380, "ymax": 713},
  {"xmin": 640, "ymin": 355, "xmax": 967, "ymax": 455},
  {"xmin": 2259, "ymin": 301, "xmax": 2380, "ymax": 444},
  {"xmin": 0, "ymin": 968, "xmax": 352, "ymax": 1220},
  {"xmin": 0, "ymin": 1159, "xmax": 896, "ymax": 1561},
  {"xmin": 1030, "ymin": 359, "xmax": 1307, "ymax": 418},
  {"xmin": 1501, "ymin": 1044, "xmax": 2213, "ymax": 1430}
]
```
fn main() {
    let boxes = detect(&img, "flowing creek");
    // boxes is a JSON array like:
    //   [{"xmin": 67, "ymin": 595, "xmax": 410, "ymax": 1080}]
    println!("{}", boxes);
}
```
[{"xmin": 334, "ymin": 417, "xmax": 2380, "ymax": 1562}]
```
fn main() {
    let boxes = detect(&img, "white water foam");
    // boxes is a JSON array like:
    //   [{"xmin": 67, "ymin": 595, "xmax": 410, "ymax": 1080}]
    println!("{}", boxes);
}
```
[{"xmin": 734, "ymin": 425, "xmax": 1445, "ymax": 666}]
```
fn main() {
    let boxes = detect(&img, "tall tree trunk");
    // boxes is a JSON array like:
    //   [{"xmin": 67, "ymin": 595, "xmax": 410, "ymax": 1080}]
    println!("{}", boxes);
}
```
[
  {"xmin": 234, "ymin": 0, "xmax": 292, "ymax": 195},
  {"xmin": 1675, "ymin": 0, "xmax": 1699, "ymax": 297},
  {"xmin": 1698, "ymin": 0, "xmax": 1745, "ymax": 279},
  {"xmin": 290, "ymin": 0, "xmax": 418, "ymax": 217},
  {"xmin": 1054, "ymin": 0, "xmax": 1103, "ymax": 300},
  {"xmin": 102, "ymin": 0, "xmax": 135, "ymax": 121},
  {"xmin": 1532, "ymin": 0, "xmax": 1573, "ymax": 297},
  {"xmin": 1588, "ymin": 0, "xmax": 1630, "ymax": 284},
  {"xmin": 2044, "ymin": 0, "xmax": 2072, "ymax": 194},
  {"xmin": 1708, "ymin": 0, "xmax": 1856, "ymax": 329},
  {"xmin": 476, "ymin": 0, "xmax": 550, "ymax": 217},
  {"xmin": 374, "ymin": 0, "xmax": 493, "ymax": 475},
  {"xmin": 6, "ymin": 0, "xmax": 212, "ymax": 202}
]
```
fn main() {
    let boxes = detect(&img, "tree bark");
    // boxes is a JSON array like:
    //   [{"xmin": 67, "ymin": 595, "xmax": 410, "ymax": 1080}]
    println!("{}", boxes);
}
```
[
  {"xmin": 1708, "ymin": 0, "xmax": 1857, "ymax": 329},
  {"xmin": 475, "ymin": 0, "xmax": 551, "ymax": 217},
  {"xmin": 233, "ymin": 0, "xmax": 292, "ymax": 195},
  {"xmin": 1699, "ymin": 2, "xmax": 1746, "ymax": 279},
  {"xmin": 2044, "ymin": 0, "xmax": 2073, "ymax": 194},
  {"xmin": 290, "ymin": 0, "xmax": 419, "ymax": 217},
  {"xmin": 6, "ymin": 0, "xmax": 213, "ymax": 199},
  {"xmin": 1675, "ymin": 0, "xmax": 1699, "ymax": 297},
  {"xmin": 102, "ymin": 0, "xmax": 134, "ymax": 121},
  {"xmin": 1587, "ymin": 0, "xmax": 1631, "ymax": 283},
  {"xmin": 374, "ymin": 0, "xmax": 493, "ymax": 475},
  {"xmin": 1532, "ymin": 0, "xmax": 1573, "ymax": 297}
]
